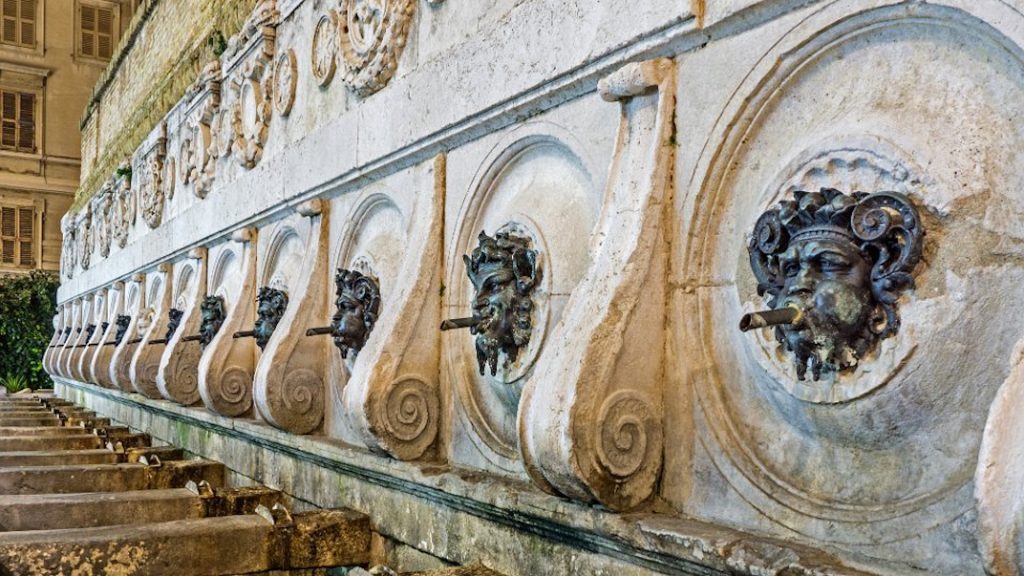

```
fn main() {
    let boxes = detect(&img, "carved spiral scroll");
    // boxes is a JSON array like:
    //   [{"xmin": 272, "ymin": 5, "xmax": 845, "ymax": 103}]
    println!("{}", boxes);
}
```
[
  {"xmin": 205, "ymin": 365, "xmax": 253, "ymax": 417},
  {"xmin": 380, "ymin": 377, "xmax": 438, "ymax": 444},
  {"xmin": 595, "ymin": 391, "xmax": 662, "ymax": 480},
  {"xmin": 265, "ymin": 368, "xmax": 323, "ymax": 434},
  {"xmin": 166, "ymin": 345, "xmax": 201, "ymax": 405}
]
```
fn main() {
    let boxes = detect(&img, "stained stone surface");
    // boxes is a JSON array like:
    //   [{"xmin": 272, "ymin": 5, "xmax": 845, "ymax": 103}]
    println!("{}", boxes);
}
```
[{"xmin": 47, "ymin": 0, "xmax": 1024, "ymax": 575}]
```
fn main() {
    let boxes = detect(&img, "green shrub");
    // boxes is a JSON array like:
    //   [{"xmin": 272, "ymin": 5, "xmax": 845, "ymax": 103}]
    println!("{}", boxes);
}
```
[
  {"xmin": 0, "ymin": 373, "xmax": 28, "ymax": 394},
  {"xmin": 0, "ymin": 271, "xmax": 59, "ymax": 390}
]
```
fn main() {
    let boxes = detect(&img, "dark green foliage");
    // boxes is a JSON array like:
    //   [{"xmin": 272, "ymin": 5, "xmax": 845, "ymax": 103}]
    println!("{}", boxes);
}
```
[{"xmin": 0, "ymin": 271, "xmax": 59, "ymax": 390}]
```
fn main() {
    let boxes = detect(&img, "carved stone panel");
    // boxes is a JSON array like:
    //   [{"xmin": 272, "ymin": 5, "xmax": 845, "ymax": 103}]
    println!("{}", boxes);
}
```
[
  {"xmin": 90, "ymin": 282, "xmax": 124, "ymax": 388},
  {"xmin": 329, "ymin": 159, "xmax": 443, "ymax": 460},
  {"xmin": 311, "ymin": 11, "xmax": 338, "ymax": 87},
  {"xmin": 157, "ymin": 250, "xmax": 208, "ymax": 406},
  {"xmin": 445, "ymin": 118, "xmax": 606, "ymax": 474},
  {"xmin": 253, "ymin": 202, "xmax": 328, "ymax": 435},
  {"xmin": 274, "ymin": 49, "xmax": 297, "ymax": 116},
  {"xmin": 671, "ymin": 4, "xmax": 1024, "ymax": 572},
  {"xmin": 130, "ymin": 265, "xmax": 173, "ymax": 398},
  {"xmin": 199, "ymin": 230, "xmax": 258, "ymax": 418},
  {"xmin": 111, "ymin": 165, "xmax": 136, "ymax": 249}
]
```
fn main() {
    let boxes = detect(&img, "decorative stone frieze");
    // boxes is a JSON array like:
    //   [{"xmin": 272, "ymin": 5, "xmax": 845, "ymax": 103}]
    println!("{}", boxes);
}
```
[
  {"xmin": 111, "ymin": 163, "xmax": 136, "ymax": 250},
  {"xmin": 93, "ymin": 185, "xmax": 113, "ymax": 259},
  {"xmin": 224, "ymin": 0, "xmax": 279, "ymax": 169},
  {"xmin": 75, "ymin": 206, "xmax": 93, "ymax": 272},
  {"xmin": 59, "ymin": 214, "xmax": 76, "ymax": 280},
  {"xmin": 137, "ymin": 124, "xmax": 169, "ymax": 230},
  {"xmin": 337, "ymin": 0, "xmax": 415, "ymax": 97}
]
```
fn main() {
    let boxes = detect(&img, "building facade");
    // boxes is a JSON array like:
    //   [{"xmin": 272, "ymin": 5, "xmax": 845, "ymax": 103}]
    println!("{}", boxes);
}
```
[
  {"xmin": 44, "ymin": 0, "xmax": 1024, "ymax": 575},
  {"xmin": 0, "ymin": 0, "xmax": 137, "ymax": 273}
]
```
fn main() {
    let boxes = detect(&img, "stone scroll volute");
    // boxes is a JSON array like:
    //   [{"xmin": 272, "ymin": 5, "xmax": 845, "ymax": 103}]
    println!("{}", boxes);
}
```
[
  {"xmin": 43, "ymin": 304, "xmax": 67, "ymax": 377},
  {"xmin": 90, "ymin": 282, "xmax": 124, "ymax": 387},
  {"xmin": 253, "ymin": 202, "xmax": 329, "ymax": 435},
  {"xmin": 129, "ymin": 264, "xmax": 173, "ymax": 398},
  {"xmin": 199, "ymin": 229, "xmax": 258, "ymax": 417},
  {"xmin": 335, "ymin": 157, "xmax": 444, "ymax": 460},
  {"xmin": 110, "ymin": 274, "xmax": 147, "ymax": 392},
  {"xmin": 156, "ymin": 249, "xmax": 208, "ymax": 406},
  {"xmin": 517, "ymin": 59, "xmax": 675, "ymax": 511},
  {"xmin": 63, "ymin": 294, "xmax": 93, "ymax": 379}
]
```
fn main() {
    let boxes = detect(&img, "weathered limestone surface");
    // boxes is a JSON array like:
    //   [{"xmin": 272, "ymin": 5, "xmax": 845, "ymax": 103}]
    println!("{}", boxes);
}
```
[{"xmin": 48, "ymin": 0, "xmax": 1024, "ymax": 574}]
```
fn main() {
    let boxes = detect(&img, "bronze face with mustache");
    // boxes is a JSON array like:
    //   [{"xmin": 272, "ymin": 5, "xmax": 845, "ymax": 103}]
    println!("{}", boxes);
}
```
[{"xmin": 742, "ymin": 188, "xmax": 924, "ymax": 381}]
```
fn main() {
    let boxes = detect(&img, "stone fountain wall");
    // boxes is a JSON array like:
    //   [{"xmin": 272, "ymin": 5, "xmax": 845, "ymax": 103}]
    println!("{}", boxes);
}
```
[{"xmin": 48, "ymin": 1, "xmax": 1024, "ymax": 574}]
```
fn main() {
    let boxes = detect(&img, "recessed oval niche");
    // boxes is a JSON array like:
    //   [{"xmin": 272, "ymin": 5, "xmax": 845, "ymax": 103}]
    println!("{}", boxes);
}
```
[
  {"xmin": 683, "ymin": 3, "xmax": 1024, "ymax": 554},
  {"xmin": 447, "ymin": 129, "xmax": 600, "ymax": 468}
]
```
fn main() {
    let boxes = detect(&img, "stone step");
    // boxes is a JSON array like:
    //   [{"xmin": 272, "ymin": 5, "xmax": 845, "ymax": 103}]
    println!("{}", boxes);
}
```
[
  {"xmin": 0, "ymin": 434, "xmax": 103, "ymax": 452},
  {"xmin": 0, "ymin": 510, "xmax": 370, "ymax": 575},
  {"xmin": 0, "ymin": 426, "xmax": 87, "ymax": 436},
  {"xmin": 0, "ymin": 410, "xmax": 58, "ymax": 418},
  {"xmin": 0, "ymin": 449, "xmax": 120, "ymax": 467},
  {"xmin": 0, "ymin": 486, "xmax": 283, "ymax": 531},
  {"xmin": 0, "ymin": 406, "xmax": 49, "ymax": 413},
  {"xmin": 0, "ymin": 488, "xmax": 204, "ymax": 531},
  {"xmin": 0, "ymin": 460, "xmax": 225, "ymax": 495},
  {"xmin": 0, "ymin": 416, "xmax": 61, "ymax": 428},
  {"xmin": 68, "ymin": 416, "xmax": 112, "ymax": 428},
  {"xmin": 125, "ymin": 445, "xmax": 185, "ymax": 462},
  {"xmin": 99, "ymin": 429, "xmax": 151, "ymax": 447}
]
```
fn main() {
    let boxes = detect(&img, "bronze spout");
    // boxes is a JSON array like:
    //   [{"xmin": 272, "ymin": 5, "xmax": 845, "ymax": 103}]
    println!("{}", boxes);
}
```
[
  {"xmin": 306, "ymin": 326, "xmax": 335, "ymax": 337},
  {"xmin": 126, "ymin": 337, "xmax": 144, "ymax": 346},
  {"xmin": 739, "ymin": 306, "xmax": 803, "ymax": 332},
  {"xmin": 147, "ymin": 338, "xmax": 169, "ymax": 346},
  {"xmin": 440, "ymin": 317, "xmax": 478, "ymax": 331},
  {"xmin": 180, "ymin": 334, "xmax": 203, "ymax": 343},
  {"xmin": 233, "ymin": 330, "xmax": 257, "ymax": 339},
  {"xmin": 101, "ymin": 340, "xmax": 118, "ymax": 347}
]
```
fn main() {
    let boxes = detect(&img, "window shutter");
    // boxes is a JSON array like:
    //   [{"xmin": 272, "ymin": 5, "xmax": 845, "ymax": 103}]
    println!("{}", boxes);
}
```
[
  {"xmin": 0, "ymin": 92, "xmax": 14, "ymax": 149},
  {"xmin": 18, "ymin": 207, "xmax": 32, "ymax": 266},
  {"xmin": 17, "ymin": 93, "xmax": 32, "ymax": 151},
  {"xmin": 81, "ymin": 5, "xmax": 96, "ymax": 57},
  {"xmin": 1, "ymin": 206, "xmax": 14, "ymax": 264},
  {"xmin": 97, "ymin": 7, "xmax": 113, "ymax": 58},
  {"xmin": 18, "ymin": 0, "xmax": 31, "ymax": 46}
]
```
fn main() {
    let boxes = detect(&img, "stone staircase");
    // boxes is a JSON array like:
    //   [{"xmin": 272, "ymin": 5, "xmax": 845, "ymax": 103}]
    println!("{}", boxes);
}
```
[{"xmin": 0, "ymin": 393, "xmax": 505, "ymax": 576}]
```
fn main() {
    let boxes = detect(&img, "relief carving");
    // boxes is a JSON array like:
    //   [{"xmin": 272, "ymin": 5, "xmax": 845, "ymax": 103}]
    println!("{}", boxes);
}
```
[
  {"xmin": 308, "ymin": 269, "xmax": 380, "ymax": 359},
  {"xmin": 60, "ymin": 214, "xmax": 77, "ymax": 280},
  {"xmin": 225, "ymin": 1, "xmax": 278, "ymax": 169},
  {"xmin": 311, "ymin": 11, "xmax": 339, "ymax": 87},
  {"xmin": 274, "ymin": 49, "xmax": 297, "ymax": 116},
  {"xmin": 93, "ymin": 185, "xmax": 113, "ymax": 259},
  {"xmin": 138, "ymin": 130, "xmax": 168, "ymax": 230},
  {"xmin": 442, "ymin": 230, "xmax": 539, "ymax": 376},
  {"xmin": 740, "ymin": 188, "xmax": 925, "ymax": 381},
  {"xmin": 338, "ymin": 0, "xmax": 415, "ymax": 97},
  {"xmin": 75, "ymin": 206, "xmax": 93, "ymax": 272},
  {"xmin": 111, "ymin": 164, "xmax": 136, "ymax": 249}
]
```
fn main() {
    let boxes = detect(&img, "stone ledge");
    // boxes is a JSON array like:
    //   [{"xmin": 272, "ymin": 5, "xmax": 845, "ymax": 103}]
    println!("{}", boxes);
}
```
[{"xmin": 54, "ymin": 377, "xmax": 877, "ymax": 576}]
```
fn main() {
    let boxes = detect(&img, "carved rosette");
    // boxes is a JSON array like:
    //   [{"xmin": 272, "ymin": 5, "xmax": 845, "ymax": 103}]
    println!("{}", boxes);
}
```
[
  {"xmin": 274, "ymin": 49, "xmax": 297, "ymax": 116},
  {"xmin": 337, "ymin": 0, "xmax": 415, "ymax": 97},
  {"xmin": 311, "ymin": 11, "xmax": 338, "ymax": 87},
  {"xmin": 518, "ymin": 59, "xmax": 675, "ymax": 511}
]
